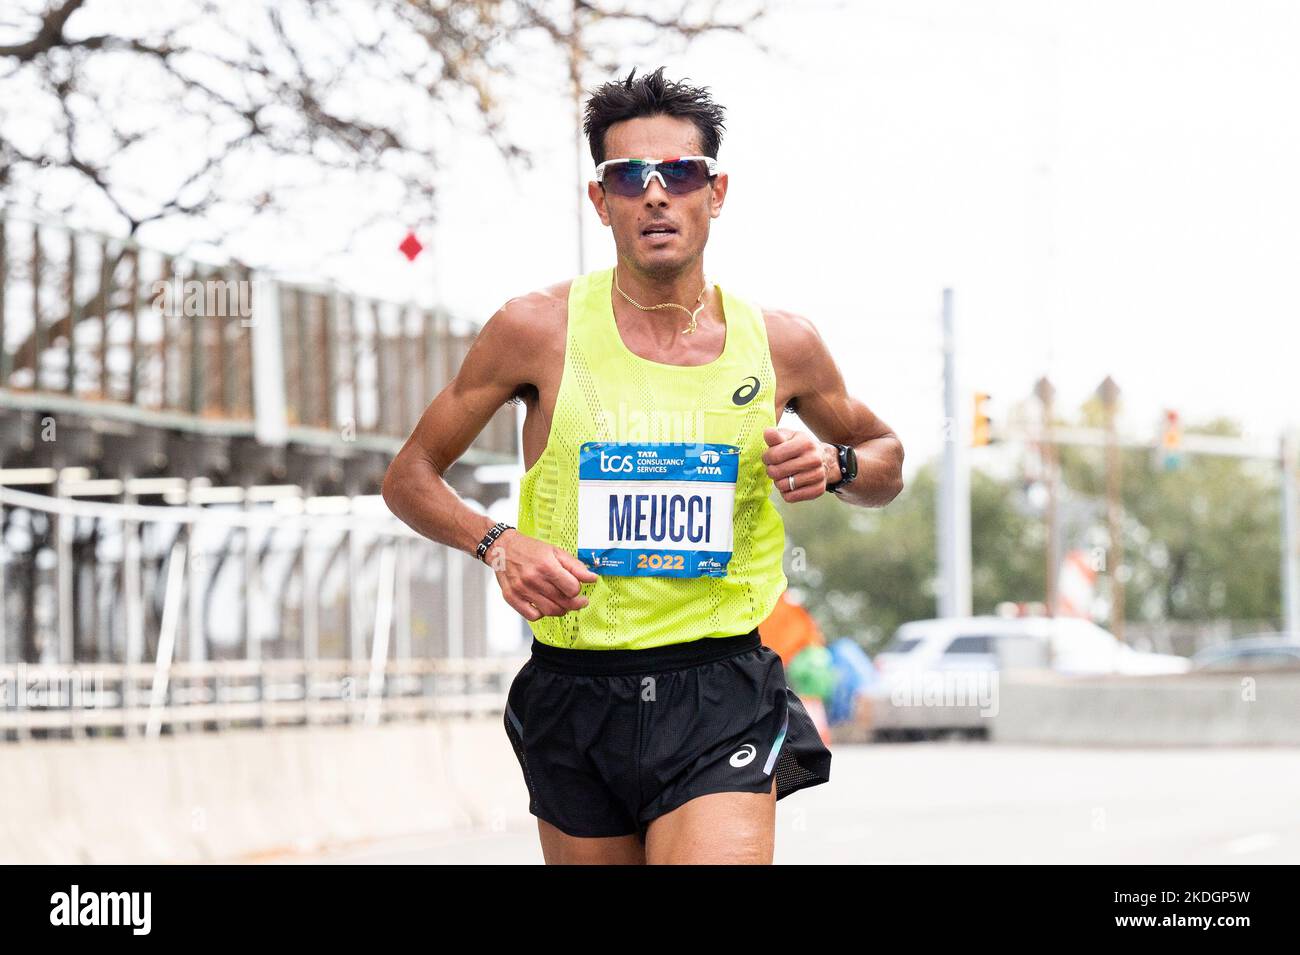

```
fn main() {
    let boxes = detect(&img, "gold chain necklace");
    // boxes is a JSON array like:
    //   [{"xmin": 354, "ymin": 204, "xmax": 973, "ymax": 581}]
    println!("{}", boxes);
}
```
[{"xmin": 614, "ymin": 267, "xmax": 708, "ymax": 335}]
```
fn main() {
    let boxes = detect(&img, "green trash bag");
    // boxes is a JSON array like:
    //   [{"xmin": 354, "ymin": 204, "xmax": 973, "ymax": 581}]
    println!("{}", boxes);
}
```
[{"xmin": 786, "ymin": 645, "xmax": 836, "ymax": 700}]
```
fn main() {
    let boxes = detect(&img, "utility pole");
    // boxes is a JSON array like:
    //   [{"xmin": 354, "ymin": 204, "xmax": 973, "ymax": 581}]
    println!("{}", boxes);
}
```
[
  {"xmin": 938, "ymin": 288, "xmax": 972, "ymax": 618},
  {"xmin": 569, "ymin": 0, "xmax": 587, "ymax": 274},
  {"xmin": 1035, "ymin": 377, "xmax": 1059, "ymax": 616},
  {"xmin": 1282, "ymin": 432, "xmax": 1299, "ymax": 641},
  {"xmin": 1097, "ymin": 375, "xmax": 1125, "ymax": 644}
]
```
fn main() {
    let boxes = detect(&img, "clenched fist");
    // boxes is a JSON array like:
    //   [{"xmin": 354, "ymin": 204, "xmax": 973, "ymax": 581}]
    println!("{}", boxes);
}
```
[
  {"xmin": 762, "ymin": 427, "xmax": 836, "ymax": 503},
  {"xmin": 485, "ymin": 529, "xmax": 598, "ymax": 621}
]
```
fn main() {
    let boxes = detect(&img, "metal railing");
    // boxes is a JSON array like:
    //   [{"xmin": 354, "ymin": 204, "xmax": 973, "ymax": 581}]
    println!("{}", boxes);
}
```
[
  {"xmin": 0, "ymin": 213, "xmax": 515, "ymax": 455},
  {"xmin": 0, "ymin": 481, "xmax": 519, "ymax": 743},
  {"xmin": 0, "ymin": 657, "xmax": 523, "ymax": 740}
]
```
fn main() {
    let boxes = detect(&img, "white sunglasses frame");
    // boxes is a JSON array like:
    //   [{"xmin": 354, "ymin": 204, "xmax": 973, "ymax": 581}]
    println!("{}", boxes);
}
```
[{"xmin": 593, "ymin": 155, "xmax": 721, "ymax": 194}]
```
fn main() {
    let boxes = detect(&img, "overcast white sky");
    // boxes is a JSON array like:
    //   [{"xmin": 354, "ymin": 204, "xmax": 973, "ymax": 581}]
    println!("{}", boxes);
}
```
[{"xmin": 399, "ymin": 0, "xmax": 1300, "ymax": 472}]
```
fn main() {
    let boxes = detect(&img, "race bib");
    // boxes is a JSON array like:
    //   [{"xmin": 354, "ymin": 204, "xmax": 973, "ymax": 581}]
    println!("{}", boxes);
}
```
[{"xmin": 577, "ymin": 441, "xmax": 739, "ymax": 577}]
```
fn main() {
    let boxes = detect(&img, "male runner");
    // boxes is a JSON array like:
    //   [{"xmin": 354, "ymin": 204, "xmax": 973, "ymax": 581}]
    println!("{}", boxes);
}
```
[{"xmin": 382, "ymin": 67, "xmax": 904, "ymax": 864}]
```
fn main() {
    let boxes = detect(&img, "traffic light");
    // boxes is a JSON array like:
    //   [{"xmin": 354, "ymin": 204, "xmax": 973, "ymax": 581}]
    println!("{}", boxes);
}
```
[
  {"xmin": 1158, "ymin": 409, "xmax": 1183, "ymax": 471},
  {"xmin": 973, "ymin": 392, "xmax": 992, "ymax": 447}
]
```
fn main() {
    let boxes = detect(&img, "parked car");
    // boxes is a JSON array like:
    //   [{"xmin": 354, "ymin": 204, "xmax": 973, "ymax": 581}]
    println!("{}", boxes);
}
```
[
  {"xmin": 1191, "ymin": 635, "xmax": 1300, "ymax": 672},
  {"xmin": 868, "ymin": 616, "xmax": 1190, "ymax": 741},
  {"xmin": 874, "ymin": 615, "xmax": 1189, "ymax": 678}
]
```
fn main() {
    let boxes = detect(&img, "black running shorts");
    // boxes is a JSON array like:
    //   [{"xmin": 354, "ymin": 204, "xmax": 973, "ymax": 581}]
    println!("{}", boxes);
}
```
[{"xmin": 502, "ymin": 629, "xmax": 833, "ymax": 839}]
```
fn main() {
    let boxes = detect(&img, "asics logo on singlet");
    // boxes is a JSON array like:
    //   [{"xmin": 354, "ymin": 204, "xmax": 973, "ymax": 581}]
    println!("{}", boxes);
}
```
[
  {"xmin": 729, "ymin": 743, "xmax": 757, "ymax": 768},
  {"xmin": 732, "ymin": 376, "xmax": 761, "ymax": 406}
]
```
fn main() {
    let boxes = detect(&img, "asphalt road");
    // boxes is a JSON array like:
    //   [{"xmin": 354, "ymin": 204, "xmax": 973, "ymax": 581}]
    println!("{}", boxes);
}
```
[{"xmin": 270, "ymin": 742, "xmax": 1300, "ymax": 864}]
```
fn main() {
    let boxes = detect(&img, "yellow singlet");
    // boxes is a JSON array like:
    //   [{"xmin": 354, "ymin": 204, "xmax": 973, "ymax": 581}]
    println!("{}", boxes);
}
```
[{"xmin": 517, "ymin": 266, "xmax": 788, "ymax": 650}]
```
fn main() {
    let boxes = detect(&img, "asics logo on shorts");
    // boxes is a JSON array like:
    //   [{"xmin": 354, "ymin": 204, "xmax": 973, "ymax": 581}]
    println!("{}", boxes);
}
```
[{"xmin": 729, "ymin": 743, "xmax": 757, "ymax": 768}]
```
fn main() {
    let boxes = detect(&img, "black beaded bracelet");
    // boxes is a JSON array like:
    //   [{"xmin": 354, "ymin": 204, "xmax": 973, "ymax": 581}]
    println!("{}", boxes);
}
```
[{"xmin": 475, "ymin": 521, "xmax": 514, "ymax": 563}]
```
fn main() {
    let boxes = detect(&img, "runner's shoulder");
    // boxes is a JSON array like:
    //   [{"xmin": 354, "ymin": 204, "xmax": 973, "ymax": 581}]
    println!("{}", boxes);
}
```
[
  {"xmin": 474, "ymin": 279, "xmax": 572, "ymax": 393},
  {"xmin": 761, "ymin": 306, "xmax": 826, "ymax": 357},
  {"xmin": 493, "ymin": 278, "xmax": 573, "ymax": 339}
]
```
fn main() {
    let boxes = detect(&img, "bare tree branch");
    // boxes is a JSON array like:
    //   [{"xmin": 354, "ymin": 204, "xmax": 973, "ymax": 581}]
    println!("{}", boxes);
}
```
[
  {"xmin": 0, "ymin": 0, "xmax": 768, "ymax": 370},
  {"xmin": 0, "ymin": 0, "xmax": 87, "ymax": 61}
]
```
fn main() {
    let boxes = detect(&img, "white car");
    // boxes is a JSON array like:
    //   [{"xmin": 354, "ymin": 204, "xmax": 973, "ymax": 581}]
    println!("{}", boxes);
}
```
[
  {"xmin": 874, "ymin": 615, "xmax": 1189, "ymax": 679},
  {"xmin": 868, "ymin": 616, "xmax": 1189, "ymax": 741}
]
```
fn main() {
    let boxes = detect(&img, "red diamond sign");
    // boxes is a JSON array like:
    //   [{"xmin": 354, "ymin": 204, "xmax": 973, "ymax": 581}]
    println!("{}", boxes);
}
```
[{"xmin": 398, "ymin": 231, "xmax": 424, "ymax": 261}]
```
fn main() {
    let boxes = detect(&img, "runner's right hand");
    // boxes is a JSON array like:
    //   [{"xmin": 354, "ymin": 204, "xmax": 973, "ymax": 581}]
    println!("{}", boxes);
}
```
[{"xmin": 485, "ymin": 529, "xmax": 598, "ymax": 621}]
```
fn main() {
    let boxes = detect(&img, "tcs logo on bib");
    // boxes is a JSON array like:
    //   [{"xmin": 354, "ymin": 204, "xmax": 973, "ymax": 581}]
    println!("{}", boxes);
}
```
[{"xmin": 598, "ymin": 451, "xmax": 635, "ymax": 473}]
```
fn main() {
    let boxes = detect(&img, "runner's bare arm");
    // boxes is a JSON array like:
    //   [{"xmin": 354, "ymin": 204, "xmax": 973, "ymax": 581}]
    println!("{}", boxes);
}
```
[
  {"xmin": 381, "ymin": 292, "xmax": 596, "ymax": 620},
  {"xmin": 765, "ymin": 309, "xmax": 904, "ymax": 507},
  {"xmin": 382, "ymin": 297, "xmax": 535, "ymax": 554}
]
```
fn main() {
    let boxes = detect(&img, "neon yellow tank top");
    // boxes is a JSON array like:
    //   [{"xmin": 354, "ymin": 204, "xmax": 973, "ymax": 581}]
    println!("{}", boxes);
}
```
[{"xmin": 517, "ymin": 265, "xmax": 788, "ymax": 650}]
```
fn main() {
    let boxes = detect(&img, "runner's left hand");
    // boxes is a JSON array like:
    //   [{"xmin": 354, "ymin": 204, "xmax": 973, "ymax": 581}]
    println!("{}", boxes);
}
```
[{"xmin": 762, "ymin": 428, "xmax": 833, "ymax": 503}]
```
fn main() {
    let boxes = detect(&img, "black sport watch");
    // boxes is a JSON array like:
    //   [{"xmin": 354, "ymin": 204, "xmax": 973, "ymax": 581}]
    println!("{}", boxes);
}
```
[{"xmin": 825, "ymin": 443, "xmax": 858, "ymax": 495}]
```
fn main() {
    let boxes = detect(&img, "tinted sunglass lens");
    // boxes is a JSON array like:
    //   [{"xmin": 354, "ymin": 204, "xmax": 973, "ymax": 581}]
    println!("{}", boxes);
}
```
[
  {"xmin": 608, "ymin": 161, "xmax": 649, "ymax": 196},
  {"xmin": 659, "ymin": 159, "xmax": 710, "ymax": 193}
]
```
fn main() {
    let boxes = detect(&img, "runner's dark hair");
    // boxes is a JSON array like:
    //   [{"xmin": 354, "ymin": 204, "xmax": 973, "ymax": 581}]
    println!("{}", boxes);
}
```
[{"xmin": 582, "ymin": 66, "xmax": 727, "ymax": 166}]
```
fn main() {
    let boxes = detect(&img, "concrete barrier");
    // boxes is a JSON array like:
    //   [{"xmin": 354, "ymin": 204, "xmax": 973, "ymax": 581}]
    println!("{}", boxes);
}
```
[
  {"xmin": 0, "ymin": 717, "xmax": 529, "ymax": 864},
  {"xmin": 992, "ymin": 670, "xmax": 1300, "ymax": 746}
]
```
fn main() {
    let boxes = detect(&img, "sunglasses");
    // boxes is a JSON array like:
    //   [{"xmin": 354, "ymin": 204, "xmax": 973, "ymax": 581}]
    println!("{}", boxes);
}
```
[{"xmin": 594, "ymin": 156, "xmax": 720, "ymax": 197}]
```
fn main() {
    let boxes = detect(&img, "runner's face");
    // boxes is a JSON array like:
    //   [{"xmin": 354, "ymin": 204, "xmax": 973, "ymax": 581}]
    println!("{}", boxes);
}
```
[{"xmin": 589, "ymin": 114, "xmax": 727, "ymax": 277}]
